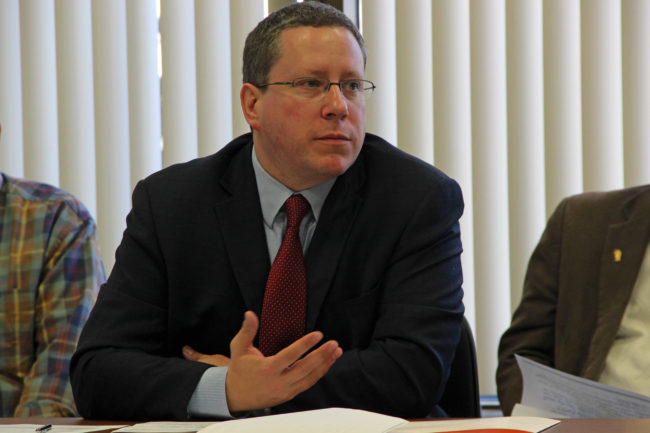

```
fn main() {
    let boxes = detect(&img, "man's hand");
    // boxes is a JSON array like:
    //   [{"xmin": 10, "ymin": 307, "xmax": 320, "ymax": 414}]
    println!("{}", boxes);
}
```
[
  {"xmin": 184, "ymin": 311, "xmax": 342, "ymax": 412},
  {"xmin": 182, "ymin": 346, "xmax": 231, "ymax": 366}
]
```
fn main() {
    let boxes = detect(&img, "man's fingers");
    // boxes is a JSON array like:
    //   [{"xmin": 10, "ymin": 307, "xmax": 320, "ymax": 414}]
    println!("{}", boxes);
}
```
[
  {"xmin": 279, "ymin": 340, "xmax": 342, "ymax": 399},
  {"xmin": 272, "ymin": 331, "xmax": 325, "ymax": 367},
  {"xmin": 183, "ymin": 346, "xmax": 231, "ymax": 366},
  {"xmin": 229, "ymin": 311, "xmax": 259, "ymax": 357},
  {"xmin": 211, "ymin": 354, "xmax": 231, "ymax": 366},
  {"xmin": 182, "ymin": 345, "xmax": 202, "ymax": 361},
  {"xmin": 285, "ymin": 340, "xmax": 342, "ymax": 381},
  {"xmin": 224, "ymin": 327, "xmax": 342, "ymax": 412}
]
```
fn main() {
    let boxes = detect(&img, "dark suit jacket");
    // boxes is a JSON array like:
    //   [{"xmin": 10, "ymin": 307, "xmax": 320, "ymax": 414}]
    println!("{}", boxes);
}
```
[
  {"xmin": 71, "ymin": 133, "xmax": 464, "ymax": 420},
  {"xmin": 497, "ymin": 185, "xmax": 650, "ymax": 415}
]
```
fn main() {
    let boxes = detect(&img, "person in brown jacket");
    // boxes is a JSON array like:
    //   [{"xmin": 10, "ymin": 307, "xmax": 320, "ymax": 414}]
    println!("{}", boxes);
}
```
[{"xmin": 497, "ymin": 185, "xmax": 650, "ymax": 415}]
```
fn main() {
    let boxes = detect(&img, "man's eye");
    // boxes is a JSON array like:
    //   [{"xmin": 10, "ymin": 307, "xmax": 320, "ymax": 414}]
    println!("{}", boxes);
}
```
[
  {"xmin": 296, "ymin": 79, "xmax": 324, "ymax": 88},
  {"xmin": 343, "ymin": 80, "xmax": 362, "ymax": 91}
]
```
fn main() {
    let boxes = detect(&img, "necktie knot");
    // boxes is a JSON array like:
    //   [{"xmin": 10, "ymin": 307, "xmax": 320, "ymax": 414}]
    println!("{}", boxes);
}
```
[{"xmin": 285, "ymin": 194, "xmax": 310, "ymax": 228}]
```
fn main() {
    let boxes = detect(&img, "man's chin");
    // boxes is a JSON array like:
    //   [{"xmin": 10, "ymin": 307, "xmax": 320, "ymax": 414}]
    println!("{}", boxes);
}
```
[{"xmin": 319, "ymin": 155, "xmax": 357, "ymax": 177}]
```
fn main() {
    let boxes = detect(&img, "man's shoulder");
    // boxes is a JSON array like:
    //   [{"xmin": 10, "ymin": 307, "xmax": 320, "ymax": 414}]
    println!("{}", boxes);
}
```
[
  {"xmin": 362, "ymin": 133, "xmax": 430, "ymax": 165},
  {"xmin": 353, "ymin": 135, "xmax": 463, "ymax": 215},
  {"xmin": 548, "ymin": 184, "xmax": 650, "ymax": 234},
  {"xmin": 562, "ymin": 184, "xmax": 650, "ymax": 213},
  {"xmin": 143, "ymin": 134, "xmax": 252, "ymax": 185},
  {"xmin": 360, "ymin": 133, "xmax": 457, "ymax": 187},
  {"xmin": 1, "ymin": 173, "xmax": 93, "ymax": 222}
]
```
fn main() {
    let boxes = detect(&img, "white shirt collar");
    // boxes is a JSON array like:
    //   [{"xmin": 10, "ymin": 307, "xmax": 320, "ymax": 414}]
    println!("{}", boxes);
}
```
[{"xmin": 251, "ymin": 146, "xmax": 336, "ymax": 228}]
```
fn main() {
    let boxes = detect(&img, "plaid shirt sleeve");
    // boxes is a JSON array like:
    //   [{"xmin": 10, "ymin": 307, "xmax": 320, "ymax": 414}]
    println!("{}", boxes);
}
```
[{"xmin": 0, "ymin": 176, "xmax": 105, "ymax": 417}]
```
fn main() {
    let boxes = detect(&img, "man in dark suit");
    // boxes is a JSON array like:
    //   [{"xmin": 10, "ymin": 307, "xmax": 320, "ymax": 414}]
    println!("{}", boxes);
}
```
[
  {"xmin": 71, "ymin": 2, "xmax": 464, "ymax": 420},
  {"xmin": 497, "ymin": 185, "xmax": 650, "ymax": 415}
]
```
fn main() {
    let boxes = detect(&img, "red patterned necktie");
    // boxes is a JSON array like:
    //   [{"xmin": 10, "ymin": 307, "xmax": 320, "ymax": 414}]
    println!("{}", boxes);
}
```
[{"xmin": 259, "ymin": 194, "xmax": 311, "ymax": 356}]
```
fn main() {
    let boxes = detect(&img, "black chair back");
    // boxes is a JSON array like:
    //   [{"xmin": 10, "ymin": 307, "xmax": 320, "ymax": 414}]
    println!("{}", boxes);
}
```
[{"xmin": 438, "ymin": 316, "xmax": 481, "ymax": 417}]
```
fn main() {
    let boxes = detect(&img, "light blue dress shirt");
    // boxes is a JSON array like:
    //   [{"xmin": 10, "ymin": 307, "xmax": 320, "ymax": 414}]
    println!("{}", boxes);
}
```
[{"xmin": 187, "ymin": 145, "xmax": 335, "ymax": 418}]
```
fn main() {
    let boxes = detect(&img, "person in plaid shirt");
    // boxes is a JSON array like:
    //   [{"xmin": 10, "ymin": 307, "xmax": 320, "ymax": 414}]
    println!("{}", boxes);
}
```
[{"xmin": 0, "ymin": 147, "xmax": 105, "ymax": 416}]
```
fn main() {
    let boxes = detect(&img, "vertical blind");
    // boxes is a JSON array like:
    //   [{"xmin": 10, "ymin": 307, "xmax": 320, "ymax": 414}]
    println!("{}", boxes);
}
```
[{"xmin": 1, "ymin": 0, "xmax": 649, "ymax": 396}]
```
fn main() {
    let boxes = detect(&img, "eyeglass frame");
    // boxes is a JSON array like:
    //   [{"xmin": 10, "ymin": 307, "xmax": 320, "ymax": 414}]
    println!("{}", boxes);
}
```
[{"xmin": 254, "ymin": 77, "xmax": 376, "ymax": 101}]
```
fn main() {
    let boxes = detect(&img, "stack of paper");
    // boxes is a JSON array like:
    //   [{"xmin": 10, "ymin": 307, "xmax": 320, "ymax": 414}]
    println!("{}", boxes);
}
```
[
  {"xmin": 198, "ymin": 408, "xmax": 405, "ymax": 433},
  {"xmin": 196, "ymin": 408, "xmax": 558, "ymax": 433},
  {"xmin": 115, "ymin": 422, "xmax": 216, "ymax": 432},
  {"xmin": 514, "ymin": 354, "xmax": 650, "ymax": 418},
  {"xmin": 392, "ymin": 416, "xmax": 558, "ymax": 433},
  {"xmin": 0, "ymin": 426, "xmax": 127, "ymax": 433}
]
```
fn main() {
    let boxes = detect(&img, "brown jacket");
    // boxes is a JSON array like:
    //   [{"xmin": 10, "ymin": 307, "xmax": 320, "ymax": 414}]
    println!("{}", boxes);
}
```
[{"xmin": 496, "ymin": 184, "xmax": 650, "ymax": 415}]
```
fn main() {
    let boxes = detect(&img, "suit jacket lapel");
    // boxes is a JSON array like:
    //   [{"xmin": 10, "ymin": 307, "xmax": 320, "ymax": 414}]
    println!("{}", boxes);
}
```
[
  {"xmin": 213, "ymin": 141, "xmax": 270, "ymax": 316},
  {"xmin": 304, "ymin": 155, "xmax": 365, "ymax": 333},
  {"xmin": 583, "ymin": 192, "xmax": 650, "ymax": 379},
  {"xmin": 212, "ymin": 138, "xmax": 366, "ymax": 330}
]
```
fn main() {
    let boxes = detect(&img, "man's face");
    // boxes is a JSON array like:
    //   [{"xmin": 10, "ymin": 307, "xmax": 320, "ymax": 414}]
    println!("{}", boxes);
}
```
[{"xmin": 245, "ymin": 26, "xmax": 367, "ymax": 191}]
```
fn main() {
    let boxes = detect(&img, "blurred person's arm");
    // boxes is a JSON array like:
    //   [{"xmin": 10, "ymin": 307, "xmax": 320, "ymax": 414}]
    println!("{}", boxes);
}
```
[
  {"xmin": 496, "ymin": 199, "xmax": 567, "ymax": 416},
  {"xmin": 15, "ymin": 199, "xmax": 104, "ymax": 417}
]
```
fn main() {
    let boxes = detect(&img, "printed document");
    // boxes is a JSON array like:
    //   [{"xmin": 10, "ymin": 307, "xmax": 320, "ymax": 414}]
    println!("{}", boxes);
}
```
[
  {"xmin": 514, "ymin": 354, "xmax": 650, "ymax": 418},
  {"xmin": 197, "ymin": 407, "xmax": 557, "ymax": 433}
]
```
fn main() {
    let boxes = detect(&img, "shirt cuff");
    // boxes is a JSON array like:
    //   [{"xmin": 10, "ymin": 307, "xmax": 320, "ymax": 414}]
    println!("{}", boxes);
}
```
[{"xmin": 187, "ymin": 366, "xmax": 233, "ymax": 419}]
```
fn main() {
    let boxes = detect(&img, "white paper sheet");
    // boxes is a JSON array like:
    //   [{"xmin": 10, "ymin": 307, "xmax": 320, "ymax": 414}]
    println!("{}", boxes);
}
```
[
  {"xmin": 516, "ymin": 354, "xmax": 650, "ymax": 418},
  {"xmin": 0, "ymin": 426, "xmax": 126, "ymax": 433},
  {"xmin": 391, "ymin": 416, "xmax": 559, "ymax": 433},
  {"xmin": 197, "ymin": 408, "xmax": 407, "ymax": 433},
  {"xmin": 511, "ymin": 403, "xmax": 566, "ymax": 419},
  {"xmin": 113, "ymin": 421, "xmax": 215, "ymax": 432},
  {"xmin": 196, "ymin": 408, "xmax": 558, "ymax": 433}
]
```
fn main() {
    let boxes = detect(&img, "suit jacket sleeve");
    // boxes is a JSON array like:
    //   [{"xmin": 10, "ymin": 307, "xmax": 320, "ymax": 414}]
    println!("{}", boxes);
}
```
[
  {"xmin": 281, "ymin": 175, "xmax": 465, "ymax": 418},
  {"xmin": 70, "ymin": 179, "xmax": 212, "ymax": 421},
  {"xmin": 496, "ymin": 198, "xmax": 568, "ymax": 415}
]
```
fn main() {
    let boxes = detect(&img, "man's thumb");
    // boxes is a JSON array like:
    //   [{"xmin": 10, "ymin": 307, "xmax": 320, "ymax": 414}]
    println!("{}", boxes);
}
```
[{"xmin": 230, "ymin": 310, "xmax": 259, "ymax": 355}]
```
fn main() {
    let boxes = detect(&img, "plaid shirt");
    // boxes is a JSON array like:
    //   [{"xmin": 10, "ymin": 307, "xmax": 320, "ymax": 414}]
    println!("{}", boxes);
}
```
[{"xmin": 0, "ymin": 174, "xmax": 105, "ymax": 417}]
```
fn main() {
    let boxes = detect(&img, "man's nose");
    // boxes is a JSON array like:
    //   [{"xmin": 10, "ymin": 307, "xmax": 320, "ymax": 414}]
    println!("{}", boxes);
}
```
[{"xmin": 322, "ymin": 84, "xmax": 349, "ymax": 118}]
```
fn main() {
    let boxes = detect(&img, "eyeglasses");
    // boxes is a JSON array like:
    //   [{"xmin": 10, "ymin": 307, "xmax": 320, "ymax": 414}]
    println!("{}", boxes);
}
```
[{"xmin": 256, "ymin": 77, "xmax": 376, "ymax": 101}]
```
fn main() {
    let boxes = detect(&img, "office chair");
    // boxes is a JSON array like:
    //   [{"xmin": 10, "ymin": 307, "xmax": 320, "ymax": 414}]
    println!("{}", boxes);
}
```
[{"xmin": 438, "ymin": 316, "xmax": 481, "ymax": 417}]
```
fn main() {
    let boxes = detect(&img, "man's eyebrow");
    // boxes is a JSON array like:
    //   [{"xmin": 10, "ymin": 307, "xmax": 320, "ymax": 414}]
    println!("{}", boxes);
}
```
[{"xmin": 295, "ymin": 68, "xmax": 364, "ymax": 78}]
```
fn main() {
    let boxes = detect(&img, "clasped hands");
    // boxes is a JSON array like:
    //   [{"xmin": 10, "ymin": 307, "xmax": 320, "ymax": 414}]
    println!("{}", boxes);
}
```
[{"xmin": 182, "ymin": 311, "xmax": 342, "ymax": 412}]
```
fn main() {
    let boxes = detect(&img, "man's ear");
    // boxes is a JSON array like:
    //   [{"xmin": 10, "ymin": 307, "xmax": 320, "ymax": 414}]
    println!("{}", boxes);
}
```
[{"xmin": 240, "ymin": 83, "xmax": 262, "ymax": 130}]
